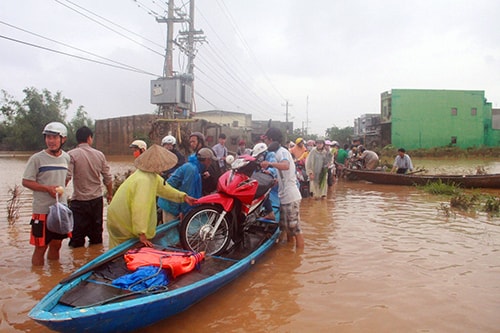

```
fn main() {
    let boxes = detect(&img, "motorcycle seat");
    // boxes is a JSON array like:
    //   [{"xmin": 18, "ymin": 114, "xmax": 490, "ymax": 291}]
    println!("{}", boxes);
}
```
[{"xmin": 251, "ymin": 172, "xmax": 275, "ymax": 198}]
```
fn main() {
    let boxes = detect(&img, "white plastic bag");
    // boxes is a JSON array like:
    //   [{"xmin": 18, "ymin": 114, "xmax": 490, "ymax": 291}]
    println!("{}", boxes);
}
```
[{"xmin": 47, "ymin": 193, "xmax": 73, "ymax": 234}]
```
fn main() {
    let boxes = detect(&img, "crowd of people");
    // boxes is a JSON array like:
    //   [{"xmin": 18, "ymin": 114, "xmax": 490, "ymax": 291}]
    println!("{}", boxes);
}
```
[{"xmin": 23, "ymin": 122, "xmax": 413, "ymax": 266}]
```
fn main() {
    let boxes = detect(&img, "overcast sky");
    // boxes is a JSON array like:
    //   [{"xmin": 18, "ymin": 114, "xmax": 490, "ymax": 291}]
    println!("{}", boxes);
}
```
[{"xmin": 1, "ymin": 0, "xmax": 499, "ymax": 136}]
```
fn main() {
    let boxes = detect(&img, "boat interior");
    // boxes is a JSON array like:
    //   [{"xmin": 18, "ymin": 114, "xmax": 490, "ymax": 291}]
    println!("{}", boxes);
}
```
[{"xmin": 58, "ymin": 220, "xmax": 279, "ymax": 309}]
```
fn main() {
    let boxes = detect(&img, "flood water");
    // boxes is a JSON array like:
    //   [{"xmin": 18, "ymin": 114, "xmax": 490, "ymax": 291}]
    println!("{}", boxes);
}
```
[{"xmin": 1, "ymin": 155, "xmax": 499, "ymax": 332}]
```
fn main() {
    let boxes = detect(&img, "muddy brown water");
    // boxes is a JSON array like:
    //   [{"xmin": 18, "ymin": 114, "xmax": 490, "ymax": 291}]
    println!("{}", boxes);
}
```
[{"xmin": 1, "ymin": 155, "xmax": 499, "ymax": 332}]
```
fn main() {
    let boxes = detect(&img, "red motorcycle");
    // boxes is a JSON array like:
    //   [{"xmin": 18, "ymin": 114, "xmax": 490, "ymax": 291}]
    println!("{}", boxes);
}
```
[{"xmin": 179, "ymin": 155, "xmax": 275, "ymax": 256}]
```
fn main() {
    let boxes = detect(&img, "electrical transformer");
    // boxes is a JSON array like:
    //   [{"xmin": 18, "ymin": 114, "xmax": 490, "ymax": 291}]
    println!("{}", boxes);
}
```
[{"xmin": 150, "ymin": 78, "xmax": 191, "ymax": 105}]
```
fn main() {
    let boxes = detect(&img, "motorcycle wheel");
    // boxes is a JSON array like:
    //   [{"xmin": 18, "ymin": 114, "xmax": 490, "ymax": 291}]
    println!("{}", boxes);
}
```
[{"xmin": 179, "ymin": 204, "xmax": 231, "ymax": 256}]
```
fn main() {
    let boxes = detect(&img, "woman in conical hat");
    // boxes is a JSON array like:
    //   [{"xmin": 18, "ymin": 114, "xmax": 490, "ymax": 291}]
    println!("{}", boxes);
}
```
[{"xmin": 107, "ymin": 144, "xmax": 195, "ymax": 248}]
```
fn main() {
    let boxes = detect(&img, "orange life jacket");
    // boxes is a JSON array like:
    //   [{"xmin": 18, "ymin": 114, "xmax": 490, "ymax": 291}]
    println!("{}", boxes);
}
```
[{"xmin": 124, "ymin": 247, "xmax": 205, "ymax": 279}]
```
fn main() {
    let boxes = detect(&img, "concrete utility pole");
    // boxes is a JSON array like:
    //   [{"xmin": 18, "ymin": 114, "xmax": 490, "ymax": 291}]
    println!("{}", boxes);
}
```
[
  {"xmin": 187, "ymin": 0, "xmax": 195, "ymax": 79},
  {"xmin": 164, "ymin": 0, "xmax": 174, "ymax": 78},
  {"xmin": 156, "ymin": 1, "xmax": 187, "ymax": 76},
  {"xmin": 156, "ymin": 1, "xmax": 186, "ymax": 118},
  {"xmin": 177, "ymin": 0, "xmax": 205, "ymax": 114},
  {"xmin": 151, "ymin": 0, "xmax": 207, "ymax": 121},
  {"xmin": 305, "ymin": 95, "xmax": 309, "ymax": 136},
  {"xmin": 282, "ymin": 100, "xmax": 292, "ymax": 144}
]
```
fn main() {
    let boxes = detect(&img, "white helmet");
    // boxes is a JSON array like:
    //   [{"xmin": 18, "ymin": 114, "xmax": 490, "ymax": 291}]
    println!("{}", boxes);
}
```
[
  {"xmin": 161, "ymin": 135, "xmax": 176, "ymax": 145},
  {"xmin": 225, "ymin": 155, "xmax": 235, "ymax": 165},
  {"xmin": 129, "ymin": 140, "xmax": 147, "ymax": 151},
  {"xmin": 42, "ymin": 122, "xmax": 67, "ymax": 137},
  {"xmin": 252, "ymin": 143, "xmax": 268, "ymax": 157}
]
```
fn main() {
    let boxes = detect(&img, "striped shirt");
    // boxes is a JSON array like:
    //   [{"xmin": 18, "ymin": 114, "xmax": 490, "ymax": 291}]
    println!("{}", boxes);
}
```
[{"xmin": 23, "ymin": 150, "xmax": 70, "ymax": 214}]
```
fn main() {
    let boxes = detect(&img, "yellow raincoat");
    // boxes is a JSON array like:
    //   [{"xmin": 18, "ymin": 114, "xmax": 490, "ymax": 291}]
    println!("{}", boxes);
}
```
[{"xmin": 107, "ymin": 169, "xmax": 186, "ymax": 248}]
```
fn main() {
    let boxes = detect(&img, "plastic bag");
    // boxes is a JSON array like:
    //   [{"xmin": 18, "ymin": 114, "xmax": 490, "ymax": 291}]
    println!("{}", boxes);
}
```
[{"xmin": 47, "ymin": 193, "xmax": 73, "ymax": 234}]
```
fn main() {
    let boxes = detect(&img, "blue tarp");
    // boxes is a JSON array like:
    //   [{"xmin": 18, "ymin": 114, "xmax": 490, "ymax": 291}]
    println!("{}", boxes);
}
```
[{"xmin": 112, "ymin": 266, "xmax": 169, "ymax": 291}]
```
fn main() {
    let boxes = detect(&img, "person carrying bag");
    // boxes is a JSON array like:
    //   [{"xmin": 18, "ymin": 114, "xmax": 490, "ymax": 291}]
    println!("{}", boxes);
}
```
[{"xmin": 47, "ymin": 192, "xmax": 74, "ymax": 235}]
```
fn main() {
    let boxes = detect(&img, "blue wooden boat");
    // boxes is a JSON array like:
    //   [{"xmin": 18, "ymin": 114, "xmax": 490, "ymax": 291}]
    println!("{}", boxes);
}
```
[{"xmin": 29, "ymin": 217, "xmax": 280, "ymax": 332}]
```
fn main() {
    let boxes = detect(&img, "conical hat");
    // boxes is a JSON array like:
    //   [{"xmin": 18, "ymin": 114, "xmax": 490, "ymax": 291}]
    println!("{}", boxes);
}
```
[{"xmin": 134, "ymin": 144, "xmax": 178, "ymax": 173}]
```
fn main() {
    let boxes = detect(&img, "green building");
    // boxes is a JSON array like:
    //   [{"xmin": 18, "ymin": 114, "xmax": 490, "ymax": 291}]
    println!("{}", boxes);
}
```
[{"xmin": 381, "ymin": 89, "xmax": 500, "ymax": 149}]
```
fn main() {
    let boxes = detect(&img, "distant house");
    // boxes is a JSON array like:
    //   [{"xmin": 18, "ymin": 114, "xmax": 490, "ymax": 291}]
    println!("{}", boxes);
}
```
[
  {"xmin": 193, "ymin": 110, "xmax": 253, "ymax": 129},
  {"xmin": 353, "ymin": 113, "xmax": 381, "ymax": 148},
  {"xmin": 193, "ymin": 110, "xmax": 293, "ymax": 150},
  {"xmin": 190, "ymin": 110, "xmax": 251, "ymax": 149},
  {"xmin": 380, "ymin": 89, "xmax": 500, "ymax": 149},
  {"xmin": 252, "ymin": 120, "xmax": 293, "ymax": 144}
]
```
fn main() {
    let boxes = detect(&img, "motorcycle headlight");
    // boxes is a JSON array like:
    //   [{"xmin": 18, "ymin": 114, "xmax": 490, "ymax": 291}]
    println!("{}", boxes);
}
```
[{"xmin": 231, "ymin": 158, "xmax": 248, "ymax": 169}]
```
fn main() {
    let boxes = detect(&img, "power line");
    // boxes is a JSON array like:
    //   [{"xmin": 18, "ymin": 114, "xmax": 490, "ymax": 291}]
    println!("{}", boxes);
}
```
[
  {"xmin": 194, "ymin": 90, "xmax": 218, "ymax": 109},
  {"xmin": 3, "ymin": 0, "xmax": 289, "ymax": 124},
  {"xmin": 146, "ymin": 0, "xmax": 169, "ymax": 16},
  {"xmin": 199, "ymin": 42, "xmax": 282, "ymax": 116},
  {"xmin": 0, "ymin": 20, "xmax": 156, "ymax": 75},
  {"xmin": 195, "ymin": 67, "xmax": 256, "ymax": 113},
  {"xmin": 195, "ymin": 58, "xmax": 278, "ymax": 118},
  {"xmin": 60, "ymin": 0, "xmax": 165, "ymax": 49},
  {"xmin": 55, "ymin": 0, "xmax": 165, "ymax": 57},
  {"xmin": 132, "ymin": 0, "xmax": 162, "ymax": 18},
  {"xmin": 0, "ymin": 34, "xmax": 159, "ymax": 76},
  {"xmin": 195, "ymin": 7, "xmax": 282, "ymax": 116},
  {"xmin": 55, "ymin": 0, "xmax": 285, "ymax": 119},
  {"xmin": 215, "ymin": 0, "xmax": 286, "ymax": 102}
]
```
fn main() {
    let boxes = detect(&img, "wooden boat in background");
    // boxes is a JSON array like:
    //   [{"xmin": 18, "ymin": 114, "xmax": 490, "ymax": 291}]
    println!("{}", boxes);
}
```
[
  {"xmin": 29, "ymin": 218, "xmax": 280, "ymax": 333},
  {"xmin": 345, "ymin": 169, "xmax": 500, "ymax": 189}
]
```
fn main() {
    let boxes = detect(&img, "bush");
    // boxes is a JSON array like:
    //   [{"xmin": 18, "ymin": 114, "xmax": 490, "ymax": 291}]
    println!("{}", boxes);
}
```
[
  {"xmin": 483, "ymin": 195, "xmax": 500, "ymax": 213},
  {"xmin": 420, "ymin": 180, "xmax": 462, "ymax": 195}
]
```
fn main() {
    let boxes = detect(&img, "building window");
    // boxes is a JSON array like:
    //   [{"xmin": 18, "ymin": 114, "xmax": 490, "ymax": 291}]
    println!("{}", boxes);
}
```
[
  {"xmin": 451, "ymin": 108, "xmax": 457, "ymax": 116},
  {"xmin": 451, "ymin": 136, "xmax": 457, "ymax": 144},
  {"xmin": 493, "ymin": 109, "xmax": 500, "ymax": 129},
  {"xmin": 471, "ymin": 108, "xmax": 477, "ymax": 116}
]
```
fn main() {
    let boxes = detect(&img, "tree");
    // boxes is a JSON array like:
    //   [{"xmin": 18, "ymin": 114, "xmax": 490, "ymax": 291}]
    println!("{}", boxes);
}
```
[
  {"xmin": 325, "ymin": 125, "xmax": 354, "ymax": 146},
  {"xmin": 0, "ymin": 87, "xmax": 90, "ymax": 151},
  {"xmin": 288, "ymin": 128, "xmax": 320, "ymax": 146},
  {"xmin": 289, "ymin": 128, "xmax": 305, "ymax": 145},
  {"xmin": 0, "ymin": 90, "xmax": 19, "ymax": 146},
  {"xmin": 70, "ymin": 106, "xmax": 93, "ymax": 130},
  {"xmin": 67, "ymin": 106, "xmax": 94, "ymax": 148}
]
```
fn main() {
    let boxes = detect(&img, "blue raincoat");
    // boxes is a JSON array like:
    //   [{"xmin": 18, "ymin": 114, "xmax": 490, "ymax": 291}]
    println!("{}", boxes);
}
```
[{"xmin": 158, "ymin": 154, "xmax": 203, "ymax": 217}]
